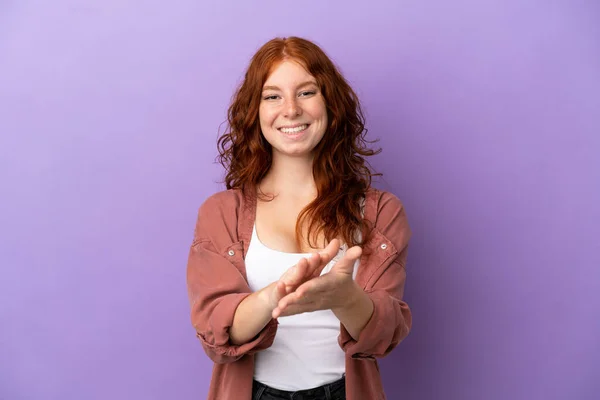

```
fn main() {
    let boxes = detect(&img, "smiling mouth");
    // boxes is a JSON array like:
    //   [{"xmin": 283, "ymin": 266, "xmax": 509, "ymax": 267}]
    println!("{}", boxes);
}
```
[{"xmin": 278, "ymin": 124, "xmax": 309, "ymax": 134}]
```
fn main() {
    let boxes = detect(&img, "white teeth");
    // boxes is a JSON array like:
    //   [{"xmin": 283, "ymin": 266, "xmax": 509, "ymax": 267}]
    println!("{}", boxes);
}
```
[{"xmin": 280, "ymin": 124, "xmax": 308, "ymax": 134}]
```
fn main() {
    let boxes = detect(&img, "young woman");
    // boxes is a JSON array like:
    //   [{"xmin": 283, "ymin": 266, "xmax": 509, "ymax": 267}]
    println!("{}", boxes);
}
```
[{"xmin": 186, "ymin": 36, "xmax": 412, "ymax": 400}]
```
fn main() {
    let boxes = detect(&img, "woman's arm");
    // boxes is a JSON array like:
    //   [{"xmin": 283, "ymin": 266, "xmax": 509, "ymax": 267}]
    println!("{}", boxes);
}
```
[
  {"xmin": 230, "ymin": 246, "xmax": 339, "ymax": 344},
  {"xmin": 331, "ymin": 283, "xmax": 374, "ymax": 341},
  {"xmin": 229, "ymin": 282, "xmax": 279, "ymax": 345}
]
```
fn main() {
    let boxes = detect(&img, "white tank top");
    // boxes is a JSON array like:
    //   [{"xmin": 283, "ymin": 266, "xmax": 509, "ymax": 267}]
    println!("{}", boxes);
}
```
[{"xmin": 245, "ymin": 224, "xmax": 359, "ymax": 390}]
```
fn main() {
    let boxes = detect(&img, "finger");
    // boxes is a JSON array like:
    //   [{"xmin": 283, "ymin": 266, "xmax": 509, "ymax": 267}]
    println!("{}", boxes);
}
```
[
  {"xmin": 275, "ymin": 280, "xmax": 287, "ymax": 301},
  {"xmin": 320, "ymin": 238, "xmax": 341, "ymax": 263},
  {"xmin": 281, "ymin": 258, "xmax": 308, "ymax": 289},
  {"xmin": 276, "ymin": 302, "xmax": 319, "ymax": 318},
  {"xmin": 294, "ymin": 275, "xmax": 333, "ymax": 298},
  {"xmin": 308, "ymin": 239, "xmax": 341, "ymax": 278},
  {"xmin": 330, "ymin": 246, "xmax": 362, "ymax": 275},
  {"xmin": 301, "ymin": 248, "xmax": 329, "ymax": 282},
  {"xmin": 276, "ymin": 290, "xmax": 315, "ymax": 312},
  {"xmin": 274, "ymin": 290, "xmax": 319, "ymax": 317},
  {"xmin": 346, "ymin": 245, "xmax": 362, "ymax": 260},
  {"xmin": 304, "ymin": 252, "xmax": 323, "ymax": 280}
]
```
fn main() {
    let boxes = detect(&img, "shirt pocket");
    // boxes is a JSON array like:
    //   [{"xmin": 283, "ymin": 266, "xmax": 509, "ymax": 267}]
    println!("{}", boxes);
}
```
[{"xmin": 221, "ymin": 241, "xmax": 246, "ymax": 276}]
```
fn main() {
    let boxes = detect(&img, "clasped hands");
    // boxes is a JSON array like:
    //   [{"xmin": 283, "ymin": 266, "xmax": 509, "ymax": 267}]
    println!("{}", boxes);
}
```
[{"xmin": 263, "ymin": 239, "xmax": 363, "ymax": 319}]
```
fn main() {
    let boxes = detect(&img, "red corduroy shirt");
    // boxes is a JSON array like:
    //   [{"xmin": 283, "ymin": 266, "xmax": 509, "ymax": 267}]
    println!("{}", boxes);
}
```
[{"xmin": 186, "ymin": 187, "xmax": 412, "ymax": 400}]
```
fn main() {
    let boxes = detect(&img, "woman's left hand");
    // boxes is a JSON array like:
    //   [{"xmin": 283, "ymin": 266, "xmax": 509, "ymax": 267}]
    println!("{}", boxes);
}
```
[{"xmin": 272, "ymin": 245, "xmax": 363, "ymax": 318}]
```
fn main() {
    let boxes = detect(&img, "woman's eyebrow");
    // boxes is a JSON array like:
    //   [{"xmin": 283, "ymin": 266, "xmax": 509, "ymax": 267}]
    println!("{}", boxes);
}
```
[{"xmin": 262, "ymin": 81, "xmax": 318, "ymax": 92}]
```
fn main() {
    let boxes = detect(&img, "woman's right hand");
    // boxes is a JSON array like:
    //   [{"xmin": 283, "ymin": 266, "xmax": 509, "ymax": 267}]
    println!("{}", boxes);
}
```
[{"xmin": 259, "ymin": 239, "xmax": 342, "ymax": 312}]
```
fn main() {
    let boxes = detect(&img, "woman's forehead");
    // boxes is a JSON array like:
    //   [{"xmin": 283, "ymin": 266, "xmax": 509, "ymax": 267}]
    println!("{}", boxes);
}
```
[{"xmin": 263, "ymin": 60, "xmax": 316, "ymax": 88}]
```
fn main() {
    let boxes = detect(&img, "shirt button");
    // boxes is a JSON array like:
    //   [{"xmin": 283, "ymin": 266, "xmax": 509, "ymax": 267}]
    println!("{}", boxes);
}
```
[
  {"xmin": 228, "ymin": 250, "xmax": 235, "ymax": 256},
  {"xmin": 380, "ymin": 243, "xmax": 387, "ymax": 250}
]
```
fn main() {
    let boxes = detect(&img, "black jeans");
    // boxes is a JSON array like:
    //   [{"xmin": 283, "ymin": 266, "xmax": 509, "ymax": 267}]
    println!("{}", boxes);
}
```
[{"xmin": 252, "ymin": 376, "xmax": 346, "ymax": 400}]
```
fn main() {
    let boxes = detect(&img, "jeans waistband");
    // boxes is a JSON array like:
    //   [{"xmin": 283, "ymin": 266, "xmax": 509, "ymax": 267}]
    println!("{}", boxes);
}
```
[{"xmin": 253, "ymin": 375, "xmax": 345, "ymax": 399}]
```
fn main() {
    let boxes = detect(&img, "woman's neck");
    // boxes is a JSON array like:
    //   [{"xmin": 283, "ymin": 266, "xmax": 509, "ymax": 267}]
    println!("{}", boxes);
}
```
[{"xmin": 259, "ymin": 153, "xmax": 317, "ymax": 199}]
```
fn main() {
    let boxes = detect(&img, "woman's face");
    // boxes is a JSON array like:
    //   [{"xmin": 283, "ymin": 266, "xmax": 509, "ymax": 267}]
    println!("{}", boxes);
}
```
[{"xmin": 258, "ymin": 60, "xmax": 328, "ymax": 159}]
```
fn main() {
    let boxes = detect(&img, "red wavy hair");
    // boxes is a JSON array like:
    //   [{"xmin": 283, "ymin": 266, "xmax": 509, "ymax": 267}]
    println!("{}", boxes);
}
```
[{"xmin": 217, "ymin": 37, "xmax": 380, "ymax": 248}]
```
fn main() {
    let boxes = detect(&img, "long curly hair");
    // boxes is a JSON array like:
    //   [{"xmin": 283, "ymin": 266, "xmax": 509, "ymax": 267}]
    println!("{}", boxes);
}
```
[{"xmin": 217, "ymin": 36, "xmax": 380, "ymax": 248}]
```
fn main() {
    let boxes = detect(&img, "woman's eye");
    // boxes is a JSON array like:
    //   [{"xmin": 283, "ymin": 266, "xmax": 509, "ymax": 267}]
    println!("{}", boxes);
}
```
[
  {"xmin": 299, "ymin": 91, "xmax": 316, "ymax": 97},
  {"xmin": 263, "ymin": 95, "xmax": 279, "ymax": 100}
]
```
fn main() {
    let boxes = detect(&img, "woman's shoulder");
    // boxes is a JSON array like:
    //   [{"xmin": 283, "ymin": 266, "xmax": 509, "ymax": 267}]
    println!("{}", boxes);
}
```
[
  {"xmin": 199, "ymin": 188, "xmax": 245, "ymax": 214},
  {"xmin": 194, "ymin": 188, "xmax": 249, "ymax": 242},
  {"xmin": 364, "ymin": 187, "xmax": 411, "ymax": 251},
  {"xmin": 365, "ymin": 188, "xmax": 406, "ymax": 220}
]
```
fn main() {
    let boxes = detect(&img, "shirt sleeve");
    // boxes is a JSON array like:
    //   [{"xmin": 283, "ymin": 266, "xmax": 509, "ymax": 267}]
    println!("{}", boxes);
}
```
[
  {"xmin": 186, "ymin": 201, "xmax": 278, "ymax": 364},
  {"xmin": 338, "ymin": 192, "xmax": 412, "ymax": 360}
]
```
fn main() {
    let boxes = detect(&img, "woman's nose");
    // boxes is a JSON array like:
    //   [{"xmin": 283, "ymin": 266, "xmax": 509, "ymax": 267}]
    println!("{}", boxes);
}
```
[{"xmin": 283, "ymin": 97, "xmax": 301, "ymax": 117}]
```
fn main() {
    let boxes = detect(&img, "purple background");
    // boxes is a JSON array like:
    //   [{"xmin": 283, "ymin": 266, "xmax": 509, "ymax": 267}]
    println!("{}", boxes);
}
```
[{"xmin": 1, "ymin": 1, "xmax": 599, "ymax": 399}]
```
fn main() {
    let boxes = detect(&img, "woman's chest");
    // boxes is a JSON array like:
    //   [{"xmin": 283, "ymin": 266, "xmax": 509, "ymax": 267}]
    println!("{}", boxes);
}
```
[{"xmin": 255, "ymin": 199, "xmax": 327, "ymax": 253}]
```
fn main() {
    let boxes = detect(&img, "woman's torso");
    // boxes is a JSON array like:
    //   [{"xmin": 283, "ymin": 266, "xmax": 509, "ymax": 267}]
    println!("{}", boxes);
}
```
[{"xmin": 246, "ymin": 192, "xmax": 358, "ymax": 390}]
